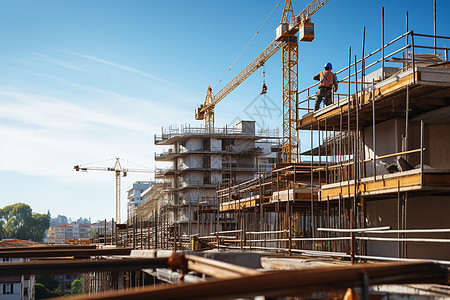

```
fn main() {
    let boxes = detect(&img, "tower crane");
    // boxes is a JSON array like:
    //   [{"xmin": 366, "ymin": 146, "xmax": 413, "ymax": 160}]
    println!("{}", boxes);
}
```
[
  {"xmin": 74, "ymin": 158, "xmax": 153, "ymax": 223},
  {"xmin": 195, "ymin": 0, "xmax": 329, "ymax": 163}
]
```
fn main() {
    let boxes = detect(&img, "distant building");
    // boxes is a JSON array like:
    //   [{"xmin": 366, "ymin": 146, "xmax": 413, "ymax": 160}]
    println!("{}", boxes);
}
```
[
  {"xmin": 48, "ymin": 223, "xmax": 91, "ymax": 244},
  {"xmin": 90, "ymin": 221, "xmax": 113, "ymax": 236},
  {"xmin": 126, "ymin": 181, "xmax": 154, "ymax": 220},
  {"xmin": 0, "ymin": 240, "xmax": 39, "ymax": 300}
]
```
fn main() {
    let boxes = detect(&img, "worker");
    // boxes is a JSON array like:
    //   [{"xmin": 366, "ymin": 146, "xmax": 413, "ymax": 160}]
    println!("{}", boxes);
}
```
[{"xmin": 313, "ymin": 62, "xmax": 338, "ymax": 111}]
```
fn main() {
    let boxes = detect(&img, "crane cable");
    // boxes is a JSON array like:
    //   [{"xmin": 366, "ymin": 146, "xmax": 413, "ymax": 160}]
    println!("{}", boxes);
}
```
[{"xmin": 212, "ymin": 0, "xmax": 283, "ymax": 91}]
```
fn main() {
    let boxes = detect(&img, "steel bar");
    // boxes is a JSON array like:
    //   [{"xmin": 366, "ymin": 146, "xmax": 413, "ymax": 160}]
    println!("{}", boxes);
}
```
[
  {"xmin": 382, "ymin": 7, "xmax": 385, "ymax": 80},
  {"xmin": 356, "ymin": 237, "xmax": 450, "ymax": 243},
  {"xmin": 57, "ymin": 262, "xmax": 448, "ymax": 300},
  {"xmin": 185, "ymin": 254, "xmax": 260, "ymax": 279},
  {"xmin": 0, "ymin": 245, "xmax": 97, "ymax": 252},
  {"xmin": 0, "ymin": 248, "xmax": 133, "ymax": 258},
  {"xmin": 434, "ymin": 0, "xmax": 437, "ymax": 55},
  {"xmin": 420, "ymin": 120, "xmax": 424, "ymax": 186},
  {"xmin": 413, "ymin": 45, "xmax": 450, "ymax": 51},
  {"xmin": 318, "ymin": 226, "xmax": 390, "ymax": 233},
  {"xmin": 0, "ymin": 257, "xmax": 169, "ymax": 276},
  {"xmin": 366, "ymin": 228, "xmax": 450, "ymax": 234},
  {"xmin": 413, "ymin": 32, "xmax": 450, "ymax": 39}
]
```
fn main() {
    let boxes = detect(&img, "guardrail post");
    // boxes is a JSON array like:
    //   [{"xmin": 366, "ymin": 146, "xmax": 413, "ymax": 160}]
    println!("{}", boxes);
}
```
[
  {"xmin": 289, "ymin": 228, "xmax": 292, "ymax": 256},
  {"xmin": 350, "ymin": 209, "xmax": 355, "ymax": 264},
  {"xmin": 420, "ymin": 120, "xmax": 424, "ymax": 187},
  {"xmin": 216, "ymin": 232, "xmax": 219, "ymax": 250},
  {"xmin": 411, "ymin": 31, "xmax": 415, "ymax": 84}
]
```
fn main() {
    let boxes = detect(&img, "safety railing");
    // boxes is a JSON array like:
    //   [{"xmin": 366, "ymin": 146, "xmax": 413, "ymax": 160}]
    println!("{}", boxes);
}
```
[
  {"xmin": 297, "ymin": 31, "xmax": 450, "ymax": 114},
  {"xmin": 196, "ymin": 226, "xmax": 450, "ymax": 264},
  {"xmin": 155, "ymin": 126, "xmax": 280, "ymax": 143}
]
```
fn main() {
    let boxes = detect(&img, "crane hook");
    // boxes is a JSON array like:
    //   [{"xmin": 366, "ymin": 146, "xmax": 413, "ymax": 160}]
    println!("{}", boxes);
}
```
[{"xmin": 260, "ymin": 65, "xmax": 267, "ymax": 95}]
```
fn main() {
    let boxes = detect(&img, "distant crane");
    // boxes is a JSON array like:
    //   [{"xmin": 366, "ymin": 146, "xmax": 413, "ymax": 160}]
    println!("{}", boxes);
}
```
[{"xmin": 74, "ymin": 158, "xmax": 153, "ymax": 223}]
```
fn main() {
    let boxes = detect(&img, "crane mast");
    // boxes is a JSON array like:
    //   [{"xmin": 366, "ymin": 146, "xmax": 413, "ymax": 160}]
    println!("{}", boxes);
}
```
[
  {"xmin": 74, "ymin": 158, "xmax": 153, "ymax": 223},
  {"xmin": 196, "ymin": 0, "xmax": 329, "ymax": 162}
]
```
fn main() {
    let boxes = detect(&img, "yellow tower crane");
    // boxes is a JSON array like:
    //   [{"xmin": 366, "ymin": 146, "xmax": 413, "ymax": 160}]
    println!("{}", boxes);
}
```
[
  {"xmin": 195, "ymin": 0, "xmax": 329, "ymax": 163},
  {"xmin": 74, "ymin": 158, "xmax": 153, "ymax": 223}
]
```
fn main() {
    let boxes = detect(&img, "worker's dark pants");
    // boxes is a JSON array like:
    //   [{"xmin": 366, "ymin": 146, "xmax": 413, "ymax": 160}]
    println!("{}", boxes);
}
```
[{"xmin": 314, "ymin": 87, "xmax": 332, "ymax": 111}]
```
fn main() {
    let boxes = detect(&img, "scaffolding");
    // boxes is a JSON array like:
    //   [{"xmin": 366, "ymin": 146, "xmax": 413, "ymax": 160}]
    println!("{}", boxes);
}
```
[{"xmin": 112, "ymin": 20, "xmax": 450, "ymax": 265}]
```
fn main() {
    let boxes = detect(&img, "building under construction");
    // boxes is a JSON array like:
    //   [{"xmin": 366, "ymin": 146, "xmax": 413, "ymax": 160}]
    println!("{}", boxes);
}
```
[
  {"xmin": 117, "ymin": 6, "xmax": 450, "ymax": 263},
  {"xmin": 3, "ymin": 1, "xmax": 450, "ymax": 299}
]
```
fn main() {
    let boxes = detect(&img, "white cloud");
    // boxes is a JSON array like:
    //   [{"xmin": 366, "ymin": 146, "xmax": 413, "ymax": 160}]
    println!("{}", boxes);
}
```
[
  {"xmin": 63, "ymin": 50, "xmax": 172, "ymax": 84},
  {"xmin": 0, "ymin": 87, "xmax": 189, "ymax": 182},
  {"xmin": 32, "ymin": 52, "xmax": 88, "ymax": 72}
]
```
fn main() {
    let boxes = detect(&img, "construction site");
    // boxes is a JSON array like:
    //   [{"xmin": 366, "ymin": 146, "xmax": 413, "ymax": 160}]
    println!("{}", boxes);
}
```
[{"xmin": 2, "ymin": 0, "xmax": 450, "ymax": 299}]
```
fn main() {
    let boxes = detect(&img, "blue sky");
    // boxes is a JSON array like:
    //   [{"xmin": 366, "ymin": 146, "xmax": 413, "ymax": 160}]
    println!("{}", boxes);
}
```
[{"xmin": 0, "ymin": 0, "xmax": 448, "ymax": 222}]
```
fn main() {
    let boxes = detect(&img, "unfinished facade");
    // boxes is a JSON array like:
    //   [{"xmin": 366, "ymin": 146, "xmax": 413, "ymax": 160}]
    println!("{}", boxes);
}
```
[
  {"xmin": 210, "ymin": 29, "xmax": 450, "ymax": 261},
  {"xmin": 116, "ymin": 121, "xmax": 280, "ymax": 249}
]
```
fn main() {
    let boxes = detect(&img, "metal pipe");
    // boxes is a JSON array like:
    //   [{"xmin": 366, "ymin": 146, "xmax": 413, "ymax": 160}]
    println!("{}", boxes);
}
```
[
  {"xmin": 406, "ymin": 11, "xmax": 409, "ymax": 71},
  {"xmin": 354, "ymin": 54, "xmax": 359, "ymax": 217},
  {"xmin": 0, "ymin": 258, "xmax": 169, "ymax": 276},
  {"xmin": 0, "ymin": 248, "xmax": 133, "ymax": 258},
  {"xmin": 434, "ymin": 0, "xmax": 437, "ymax": 55},
  {"xmin": 405, "ymin": 85, "xmax": 409, "ymax": 153},
  {"xmin": 372, "ymin": 79, "xmax": 376, "ymax": 180},
  {"xmin": 382, "ymin": 7, "xmax": 385, "ymax": 80},
  {"xmin": 413, "ymin": 45, "xmax": 450, "ymax": 51},
  {"xmin": 362, "ymin": 27, "xmax": 366, "ymax": 100},
  {"xmin": 347, "ymin": 47, "xmax": 351, "ymax": 182},
  {"xmin": 310, "ymin": 122, "xmax": 314, "ymax": 239},
  {"xmin": 355, "ymin": 254, "xmax": 450, "ymax": 265},
  {"xmin": 411, "ymin": 31, "xmax": 415, "ymax": 84},
  {"xmin": 318, "ymin": 226, "xmax": 391, "ymax": 233},
  {"xmin": 357, "ymin": 237, "xmax": 450, "ymax": 243},
  {"xmin": 366, "ymin": 228, "xmax": 450, "ymax": 234},
  {"xmin": 420, "ymin": 120, "xmax": 424, "ymax": 186}
]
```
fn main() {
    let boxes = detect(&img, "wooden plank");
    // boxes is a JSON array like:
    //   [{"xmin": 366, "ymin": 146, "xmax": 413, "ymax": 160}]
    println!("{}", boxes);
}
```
[{"xmin": 320, "ymin": 173, "xmax": 421, "ymax": 200}]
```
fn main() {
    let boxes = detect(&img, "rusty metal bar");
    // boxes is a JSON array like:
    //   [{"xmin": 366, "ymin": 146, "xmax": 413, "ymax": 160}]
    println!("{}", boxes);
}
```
[
  {"xmin": 0, "ymin": 248, "xmax": 133, "ymax": 258},
  {"xmin": 0, "ymin": 257, "xmax": 169, "ymax": 276},
  {"xmin": 57, "ymin": 262, "xmax": 448, "ymax": 300},
  {"xmin": 185, "ymin": 254, "xmax": 260, "ymax": 279},
  {"xmin": 0, "ymin": 245, "xmax": 97, "ymax": 252}
]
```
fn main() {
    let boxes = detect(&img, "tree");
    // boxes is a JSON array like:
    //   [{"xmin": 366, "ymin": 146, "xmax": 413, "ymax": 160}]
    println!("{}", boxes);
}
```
[
  {"xmin": 35, "ymin": 275, "xmax": 59, "ymax": 291},
  {"xmin": 50, "ymin": 214, "xmax": 69, "ymax": 227},
  {"xmin": 71, "ymin": 279, "xmax": 83, "ymax": 294},
  {"xmin": 0, "ymin": 203, "xmax": 50, "ymax": 242}
]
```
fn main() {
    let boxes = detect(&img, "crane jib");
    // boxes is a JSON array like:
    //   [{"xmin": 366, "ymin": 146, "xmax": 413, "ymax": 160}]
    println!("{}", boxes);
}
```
[
  {"xmin": 200, "ymin": 40, "xmax": 284, "ymax": 113},
  {"xmin": 200, "ymin": 1, "xmax": 328, "ymax": 113}
]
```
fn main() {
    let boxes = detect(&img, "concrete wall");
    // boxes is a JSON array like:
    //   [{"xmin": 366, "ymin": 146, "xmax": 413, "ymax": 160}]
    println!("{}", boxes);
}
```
[
  {"xmin": 365, "ymin": 195, "xmax": 450, "ymax": 260},
  {"xmin": 234, "ymin": 139, "xmax": 255, "ymax": 152},
  {"xmin": 211, "ymin": 138, "xmax": 221, "ymax": 151},
  {"xmin": 181, "ymin": 172, "xmax": 203, "ymax": 186},
  {"xmin": 236, "ymin": 120, "xmax": 255, "ymax": 135},
  {"xmin": 211, "ymin": 154, "xmax": 222, "ymax": 169},
  {"xmin": 211, "ymin": 171, "xmax": 222, "ymax": 184},
  {"xmin": 185, "ymin": 138, "xmax": 202, "ymax": 151},
  {"xmin": 363, "ymin": 118, "xmax": 405, "ymax": 177},
  {"xmin": 427, "ymin": 124, "xmax": 450, "ymax": 169},
  {"xmin": 181, "ymin": 154, "xmax": 203, "ymax": 168}
]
